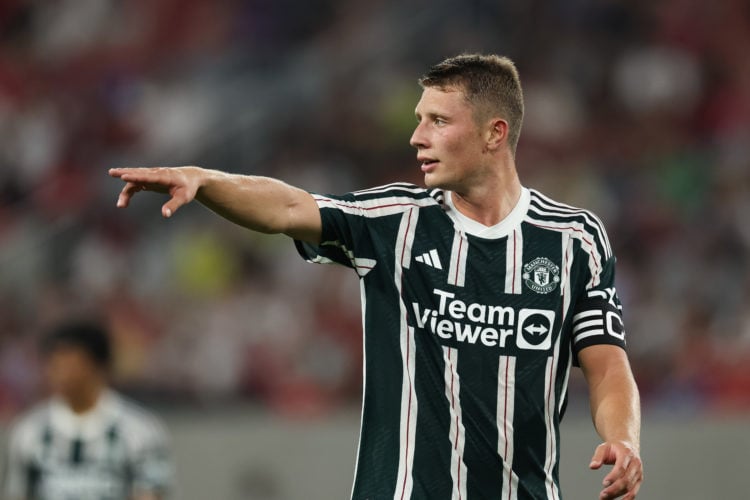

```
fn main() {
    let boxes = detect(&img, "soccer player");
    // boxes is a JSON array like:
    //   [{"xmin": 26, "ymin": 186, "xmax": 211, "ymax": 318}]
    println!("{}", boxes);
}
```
[
  {"xmin": 2, "ymin": 320, "xmax": 173, "ymax": 500},
  {"xmin": 109, "ymin": 54, "xmax": 642, "ymax": 499}
]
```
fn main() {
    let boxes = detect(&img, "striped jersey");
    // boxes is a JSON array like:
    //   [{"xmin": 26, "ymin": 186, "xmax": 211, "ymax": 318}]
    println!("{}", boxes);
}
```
[
  {"xmin": 296, "ymin": 184, "xmax": 627, "ymax": 500},
  {"xmin": 2, "ymin": 390, "xmax": 172, "ymax": 500}
]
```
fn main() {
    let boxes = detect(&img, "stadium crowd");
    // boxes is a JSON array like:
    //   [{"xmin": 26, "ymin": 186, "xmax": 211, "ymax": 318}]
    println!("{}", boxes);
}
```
[{"xmin": 1, "ymin": 0, "xmax": 749, "ymax": 419}]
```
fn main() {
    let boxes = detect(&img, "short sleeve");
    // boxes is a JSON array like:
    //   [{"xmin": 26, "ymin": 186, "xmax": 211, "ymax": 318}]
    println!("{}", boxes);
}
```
[
  {"xmin": 294, "ymin": 192, "xmax": 380, "ymax": 278},
  {"xmin": 294, "ymin": 184, "xmax": 439, "ymax": 278},
  {"xmin": 571, "ymin": 253, "xmax": 627, "ymax": 364},
  {"xmin": 295, "ymin": 192, "xmax": 363, "ymax": 264}
]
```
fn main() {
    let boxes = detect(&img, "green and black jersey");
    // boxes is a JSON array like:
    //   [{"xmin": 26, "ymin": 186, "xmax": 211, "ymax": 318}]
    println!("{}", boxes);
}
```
[{"xmin": 296, "ymin": 183, "xmax": 626, "ymax": 500}]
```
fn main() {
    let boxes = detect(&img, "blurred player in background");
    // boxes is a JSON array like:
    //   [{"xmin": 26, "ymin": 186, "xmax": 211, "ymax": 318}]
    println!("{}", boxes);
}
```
[
  {"xmin": 109, "ymin": 54, "xmax": 642, "ymax": 499},
  {"xmin": 2, "ymin": 320, "xmax": 173, "ymax": 500}
]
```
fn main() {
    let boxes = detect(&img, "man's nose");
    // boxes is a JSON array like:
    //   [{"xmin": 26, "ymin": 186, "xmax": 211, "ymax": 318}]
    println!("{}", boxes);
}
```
[{"xmin": 410, "ymin": 122, "xmax": 428, "ymax": 149}]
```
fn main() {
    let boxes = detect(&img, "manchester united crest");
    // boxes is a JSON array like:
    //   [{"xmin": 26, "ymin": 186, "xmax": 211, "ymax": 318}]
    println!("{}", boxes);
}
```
[{"xmin": 522, "ymin": 257, "xmax": 560, "ymax": 294}]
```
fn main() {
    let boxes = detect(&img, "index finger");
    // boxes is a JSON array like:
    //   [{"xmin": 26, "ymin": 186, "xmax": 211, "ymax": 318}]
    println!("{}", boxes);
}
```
[
  {"xmin": 109, "ymin": 167, "xmax": 162, "ymax": 180},
  {"xmin": 109, "ymin": 167, "xmax": 179, "ymax": 190},
  {"xmin": 109, "ymin": 167, "xmax": 140, "ymax": 178}
]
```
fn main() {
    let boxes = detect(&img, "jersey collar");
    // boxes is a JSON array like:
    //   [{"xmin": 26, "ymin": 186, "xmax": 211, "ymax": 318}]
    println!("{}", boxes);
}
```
[
  {"xmin": 48, "ymin": 390, "xmax": 120, "ymax": 439},
  {"xmin": 444, "ymin": 187, "xmax": 530, "ymax": 239}
]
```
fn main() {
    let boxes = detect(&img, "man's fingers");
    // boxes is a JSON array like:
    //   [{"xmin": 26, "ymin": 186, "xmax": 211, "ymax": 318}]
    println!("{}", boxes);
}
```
[
  {"xmin": 108, "ymin": 167, "xmax": 125, "ymax": 178},
  {"xmin": 111, "ymin": 166, "xmax": 199, "ymax": 216},
  {"xmin": 600, "ymin": 479, "xmax": 635, "ymax": 500},
  {"xmin": 603, "ymin": 453, "xmax": 631, "ymax": 486},
  {"xmin": 591, "ymin": 441, "xmax": 642, "ymax": 498},
  {"xmin": 589, "ymin": 443, "xmax": 608, "ymax": 470},
  {"xmin": 109, "ymin": 167, "xmax": 156, "ymax": 181},
  {"xmin": 109, "ymin": 166, "xmax": 163, "ymax": 179},
  {"xmin": 631, "ymin": 473, "xmax": 643, "ymax": 497},
  {"xmin": 117, "ymin": 182, "xmax": 144, "ymax": 208},
  {"xmin": 623, "ymin": 456, "xmax": 643, "ymax": 497},
  {"xmin": 161, "ymin": 199, "xmax": 178, "ymax": 218},
  {"xmin": 161, "ymin": 189, "xmax": 192, "ymax": 218},
  {"xmin": 600, "ymin": 476, "xmax": 632, "ymax": 499},
  {"xmin": 599, "ymin": 455, "xmax": 642, "ymax": 499},
  {"xmin": 110, "ymin": 167, "xmax": 172, "ymax": 191},
  {"xmin": 625, "ymin": 457, "xmax": 641, "ymax": 486}
]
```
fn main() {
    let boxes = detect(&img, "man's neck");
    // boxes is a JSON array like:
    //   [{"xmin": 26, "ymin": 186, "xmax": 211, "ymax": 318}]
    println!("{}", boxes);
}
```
[
  {"xmin": 450, "ymin": 162, "xmax": 522, "ymax": 227},
  {"xmin": 64, "ymin": 383, "xmax": 105, "ymax": 415}
]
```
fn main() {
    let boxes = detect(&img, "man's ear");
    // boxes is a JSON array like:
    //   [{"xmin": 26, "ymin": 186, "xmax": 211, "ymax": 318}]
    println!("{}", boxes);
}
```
[{"xmin": 486, "ymin": 118, "xmax": 509, "ymax": 151}]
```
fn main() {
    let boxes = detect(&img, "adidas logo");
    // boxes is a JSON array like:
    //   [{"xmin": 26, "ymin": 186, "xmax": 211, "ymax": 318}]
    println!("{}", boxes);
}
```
[{"xmin": 415, "ymin": 249, "xmax": 443, "ymax": 269}]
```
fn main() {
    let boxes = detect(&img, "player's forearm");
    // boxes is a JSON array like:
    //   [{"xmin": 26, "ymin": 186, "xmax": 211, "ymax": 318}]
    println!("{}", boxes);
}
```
[
  {"xmin": 588, "ymin": 365, "xmax": 641, "ymax": 448},
  {"xmin": 196, "ymin": 170, "xmax": 292, "ymax": 232},
  {"xmin": 194, "ymin": 169, "xmax": 320, "ymax": 241}
]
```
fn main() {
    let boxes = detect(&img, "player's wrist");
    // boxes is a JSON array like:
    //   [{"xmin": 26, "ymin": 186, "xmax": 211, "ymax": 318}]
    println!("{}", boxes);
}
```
[
  {"xmin": 189, "ymin": 166, "xmax": 216, "ymax": 200},
  {"xmin": 604, "ymin": 438, "xmax": 640, "ymax": 454}
]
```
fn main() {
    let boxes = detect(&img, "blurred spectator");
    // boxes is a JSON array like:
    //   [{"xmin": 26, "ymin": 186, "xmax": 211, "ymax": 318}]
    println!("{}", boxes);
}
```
[{"xmin": 2, "ymin": 319, "xmax": 173, "ymax": 499}]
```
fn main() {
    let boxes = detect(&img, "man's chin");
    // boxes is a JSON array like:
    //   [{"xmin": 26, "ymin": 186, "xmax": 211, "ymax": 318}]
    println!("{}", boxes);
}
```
[{"xmin": 423, "ymin": 173, "xmax": 450, "ymax": 190}]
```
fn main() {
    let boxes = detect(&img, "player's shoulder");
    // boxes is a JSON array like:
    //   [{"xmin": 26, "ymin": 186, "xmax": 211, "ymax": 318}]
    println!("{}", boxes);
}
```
[
  {"xmin": 108, "ymin": 392, "xmax": 169, "ymax": 440},
  {"xmin": 7, "ymin": 401, "xmax": 53, "ymax": 447},
  {"xmin": 313, "ymin": 182, "xmax": 441, "ymax": 218},
  {"xmin": 351, "ymin": 182, "xmax": 442, "ymax": 204},
  {"xmin": 527, "ymin": 188, "xmax": 605, "ymax": 224},
  {"xmin": 526, "ymin": 188, "xmax": 613, "ymax": 257}
]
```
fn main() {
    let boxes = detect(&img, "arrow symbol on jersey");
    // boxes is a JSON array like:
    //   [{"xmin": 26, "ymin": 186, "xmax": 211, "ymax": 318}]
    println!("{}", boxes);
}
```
[
  {"xmin": 524, "ymin": 324, "xmax": 547, "ymax": 337},
  {"xmin": 415, "ymin": 249, "xmax": 443, "ymax": 270}
]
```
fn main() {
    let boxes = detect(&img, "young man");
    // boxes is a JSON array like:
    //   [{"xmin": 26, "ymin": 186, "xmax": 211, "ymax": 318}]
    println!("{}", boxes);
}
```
[
  {"xmin": 2, "ymin": 320, "xmax": 173, "ymax": 500},
  {"xmin": 109, "ymin": 54, "xmax": 642, "ymax": 499}
]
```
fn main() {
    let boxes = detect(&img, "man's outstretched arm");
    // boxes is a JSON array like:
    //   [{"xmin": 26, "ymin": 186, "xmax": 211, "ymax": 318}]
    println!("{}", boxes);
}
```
[
  {"xmin": 109, "ymin": 167, "xmax": 322, "ymax": 244},
  {"xmin": 579, "ymin": 344, "xmax": 643, "ymax": 500}
]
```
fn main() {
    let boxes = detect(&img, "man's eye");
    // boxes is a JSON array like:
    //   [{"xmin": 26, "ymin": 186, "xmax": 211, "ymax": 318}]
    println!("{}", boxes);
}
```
[{"xmin": 435, "ymin": 118, "xmax": 446, "ymax": 125}]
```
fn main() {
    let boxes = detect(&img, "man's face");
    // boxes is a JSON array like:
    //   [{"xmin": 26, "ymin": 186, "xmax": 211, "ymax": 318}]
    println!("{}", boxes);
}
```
[
  {"xmin": 45, "ymin": 346, "xmax": 102, "ymax": 400},
  {"xmin": 410, "ymin": 86, "xmax": 490, "ymax": 191}
]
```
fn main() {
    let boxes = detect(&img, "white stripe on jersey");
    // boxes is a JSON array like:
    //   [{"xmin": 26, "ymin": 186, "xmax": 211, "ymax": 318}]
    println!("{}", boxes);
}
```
[
  {"xmin": 314, "ymin": 241, "xmax": 378, "ymax": 277},
  {"xmin": 350, "ymin": 280, "xmax": 368, "ymax": 499},
  {"xmin": 447, "ymin": 230, "xmax": 468, "ymax": 287},
  {"xmin": 394, "ymin": 208, "xmax": 419, "ymax": 500},
  {"xmin": 313, "ymin": 194, "xmax": 436, "ymax": 219},
  {"xmin": 573, "ymin": 319, "xmax": 605, "ymax": 333},
  {"xmin": 529, "ymin": 191, "xmax": 612, "ymax": 259},
  {"xmin": 558, "ymin": 235, "xmax": 574, "ymax": 414},
  {"xmin": 572, "ymin": 302, "xmax": 626, "ymax": 343},
  {"xmin": 572, "ymin": 310, "xmax": 601, "ymax": 321},
  {"xmin": 542, "ymin": 233, "xmax": 569, "ymax": 499},
  {"xmin": 442, "ymin": 347, "xmax": 468, "ymax": 500},
  {"xmin": 504, "ymin": 228, "xmax": 523, "ymax": 294},
  {"xmin": 353, "ymin": 183, "xmax": 428, "ymax": 196},
  {"xmin": 429, "ymin": 189, "xmax": 445, "ymax": 204},
  {"xmin": 497, "ymin": 355, "xmax": 519, "ymax": 500},
  {"xmin": 543, "ymin": 340, "xmax": 562, "ymax": 500}
]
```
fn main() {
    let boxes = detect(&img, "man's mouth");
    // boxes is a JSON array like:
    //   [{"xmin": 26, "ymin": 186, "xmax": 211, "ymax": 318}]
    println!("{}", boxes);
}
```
[{"xmin": 418, "ymin": 157, "xmax": 439, "ymax": 170}]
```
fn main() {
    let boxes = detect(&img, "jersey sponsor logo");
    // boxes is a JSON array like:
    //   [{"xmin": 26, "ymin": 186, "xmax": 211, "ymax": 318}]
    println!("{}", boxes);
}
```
[
  {"xmin": 411, "ymin": 288, "xmax": 556, "ymax": 351},
  {"xmin": 40, "ymin": 467, "xmax": 121, "ymax": 498},
  {"xmin": 414, "ymin": 249, "xmax": 443, "ymax": 269},
  {"xmin": 522, "ymin": 257, "xmax": 560, "ymax": 294},
  {"xmin": 517, "ymin": 309, "xmax": 554, "ymax": 350}
]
